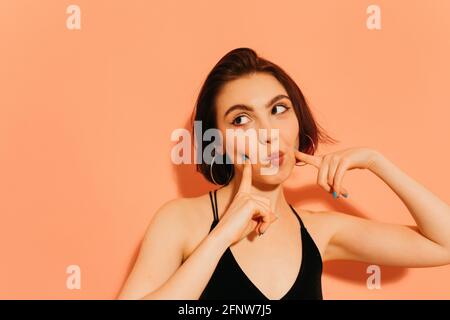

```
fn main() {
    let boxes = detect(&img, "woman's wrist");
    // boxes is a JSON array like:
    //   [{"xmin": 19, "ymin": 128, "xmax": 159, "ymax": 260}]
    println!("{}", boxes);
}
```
[
  {"xmin": 367, "ymin": 149, "xmax": 387, "ymax": 174},
  {"xmin": 208, "ymin": 225, "xmax": 233, "ymax": 251}
]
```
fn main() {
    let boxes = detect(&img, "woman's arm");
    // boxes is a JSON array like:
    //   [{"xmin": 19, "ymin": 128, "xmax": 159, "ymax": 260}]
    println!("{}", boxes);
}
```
[
  {"xmin": 117, "ymin": 199, "xmax": 230, "ymax": 300},
  {"xmin": 324, "ymin": 150, "xmax": 450, "ymax": 266},
  {"xmin": 141, "ymin": 228, "xmax": 229, "ymax": 300},
  {"xmin": 118, "ymin": 157, "xmax": 277, "ymax": 299}
]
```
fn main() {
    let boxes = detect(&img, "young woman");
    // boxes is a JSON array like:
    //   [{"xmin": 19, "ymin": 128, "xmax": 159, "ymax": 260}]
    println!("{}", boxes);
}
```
[{"xmin": 118, "ymin": 48, "xmax": 450, "ymax": 300}]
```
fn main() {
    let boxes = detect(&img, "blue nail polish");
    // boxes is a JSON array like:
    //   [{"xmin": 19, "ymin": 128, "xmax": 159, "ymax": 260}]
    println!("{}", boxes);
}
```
[
  {"xmin": 332, "ymin": 191, "xmax": 337, "ymax": 199},
  {"xmin": 242, "ymin": 154, "xmax": 247, "ymax": 162}
]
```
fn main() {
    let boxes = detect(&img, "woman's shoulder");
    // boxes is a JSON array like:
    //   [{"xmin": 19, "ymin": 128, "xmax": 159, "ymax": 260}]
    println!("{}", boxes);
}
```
[
  {"xmin": 151, "ymin": 192, "xmax": 216, "ymax": 260},
  {"xmin": 291, "ymin": 206, "xmax": 342, "ymax": 224},
  {"xmin": 292, "ymin": 206, "xmax": 346, "ymax": 231},
  {"xmin": 155, "ymin": 192, "xmax": 213, "ymax": 221},
  {"xmin": 286, "ymin": 207, "xmax": 345, "ymax": 261}
]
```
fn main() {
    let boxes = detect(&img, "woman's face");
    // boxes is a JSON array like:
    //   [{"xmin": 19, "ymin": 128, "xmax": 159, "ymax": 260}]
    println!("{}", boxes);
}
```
[{"xmin": 215, "ymin": 72, "xmax": 300, "ymax": 185}]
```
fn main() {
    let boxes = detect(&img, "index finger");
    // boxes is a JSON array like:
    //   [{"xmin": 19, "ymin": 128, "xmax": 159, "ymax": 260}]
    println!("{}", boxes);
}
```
[
  {"xmin": 238, "ymin": 154, "xmax": 252, "ymax": 194},
  {"xmin": 294, "ymin": 149, "xmax": 322, "ymax": 169}
]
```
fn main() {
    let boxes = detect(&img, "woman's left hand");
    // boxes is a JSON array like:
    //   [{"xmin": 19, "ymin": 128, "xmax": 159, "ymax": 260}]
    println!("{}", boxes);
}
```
[{"xmin": 294, "ymin": 147, "xmax": 381, "ymax": 199}]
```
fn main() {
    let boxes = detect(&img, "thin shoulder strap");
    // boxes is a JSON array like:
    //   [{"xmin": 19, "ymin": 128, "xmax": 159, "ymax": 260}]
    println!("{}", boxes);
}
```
[
  {"xmin": 289, "ymin": 204, "xmax": 305, "ymax": 229},
  {"xmin": 209, "ymin": 190, "xmax": 219, "ymax": 222}
]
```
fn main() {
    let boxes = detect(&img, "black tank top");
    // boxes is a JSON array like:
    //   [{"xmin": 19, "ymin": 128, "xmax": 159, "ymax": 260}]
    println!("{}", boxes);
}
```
[{"xmin": 199, "ymin": 189, "xmax": 323, "ymax": 300}]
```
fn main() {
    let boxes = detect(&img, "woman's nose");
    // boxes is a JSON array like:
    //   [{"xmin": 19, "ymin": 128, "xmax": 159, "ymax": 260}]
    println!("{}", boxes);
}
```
[{"xmin": 256, "ymin": 121, "xmax": 279, "ymax": 145}]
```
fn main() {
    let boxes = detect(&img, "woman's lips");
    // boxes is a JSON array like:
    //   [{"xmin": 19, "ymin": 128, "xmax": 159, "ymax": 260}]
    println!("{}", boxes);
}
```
[
  {"xmin": 264, "ymin": 151, "xmax": 285, "ymax": 166},
  {"xmin": 271, "ymin": 153, "xmax": 284, "ymax": 166}
]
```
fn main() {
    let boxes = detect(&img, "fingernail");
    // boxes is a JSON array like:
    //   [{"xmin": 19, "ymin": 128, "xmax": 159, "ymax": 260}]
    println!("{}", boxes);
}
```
[
  {"xmin": 342, "ymin": 193, "xmax": 349, "ymax": 198},
  {"xmin": 332, "ymin": 191, "xmax": 337, "ymax": 199},
  {"xmin": 242, "ymin": 154, "xmax": 247, "ymax": 162}
]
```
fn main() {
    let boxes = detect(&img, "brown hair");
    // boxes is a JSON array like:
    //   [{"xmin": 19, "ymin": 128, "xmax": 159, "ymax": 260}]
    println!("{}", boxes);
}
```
[{"xmin": 191, "ymin": 47, "xmax": 337, "ymax": 185}]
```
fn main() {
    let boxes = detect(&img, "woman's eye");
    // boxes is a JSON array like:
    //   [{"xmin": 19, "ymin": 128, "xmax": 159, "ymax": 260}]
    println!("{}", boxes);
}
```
[
  {"xmin": 232, "ymin": 115, "xmax": 250, "ymax": 126},
  {"xmin": 271, "ymin": 104, "xmax": 289, "ymax": 115}
]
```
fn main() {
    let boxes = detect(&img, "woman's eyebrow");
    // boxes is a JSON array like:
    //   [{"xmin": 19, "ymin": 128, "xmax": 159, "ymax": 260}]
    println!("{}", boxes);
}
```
[{"xmin": 223, "ymin": 94, "xmax": 290, "ymax": 118}]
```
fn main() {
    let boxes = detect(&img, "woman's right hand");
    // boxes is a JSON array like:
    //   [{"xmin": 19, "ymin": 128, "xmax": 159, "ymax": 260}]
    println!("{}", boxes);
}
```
[{"xmin": 213, "ymin": 156, "xmax": 279, "ymax": 246}]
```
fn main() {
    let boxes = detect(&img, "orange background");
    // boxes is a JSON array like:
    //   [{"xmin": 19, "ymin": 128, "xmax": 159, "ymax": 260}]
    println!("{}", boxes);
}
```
[{"xmin": 1, "ymin": 0, "xmax": 449, "ymax": 299}]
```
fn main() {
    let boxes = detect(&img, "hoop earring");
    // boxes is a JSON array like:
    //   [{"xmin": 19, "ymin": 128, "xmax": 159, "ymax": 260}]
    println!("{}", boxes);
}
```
[
  {"xmin": 295, "ymin": 134, "xmax": 316, "ymax": 167},
  {"xmin": 210, "ymin": 154, "xmax": 232, "ymax": 185}
]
